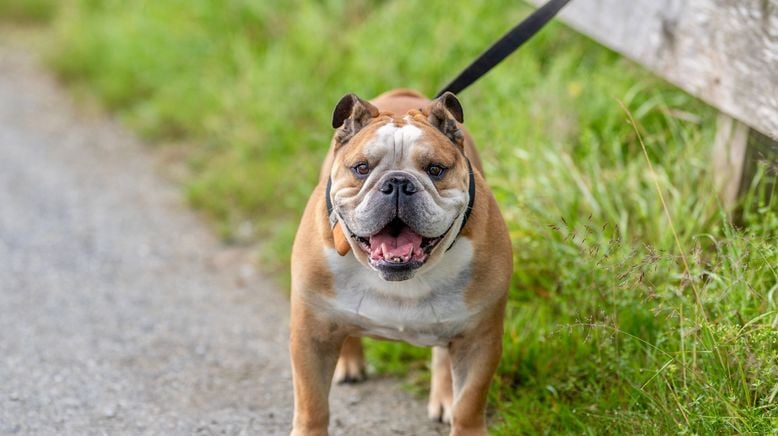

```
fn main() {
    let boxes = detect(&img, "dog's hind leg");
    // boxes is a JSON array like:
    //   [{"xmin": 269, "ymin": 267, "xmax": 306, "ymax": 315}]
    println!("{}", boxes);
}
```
[
  {"xmin": 334, "ymin": 336, "xmax": 366, "ymax": 384},
  {"xmin": 428, "ymin": 346, "xmax": 454, "ymax": 423}
]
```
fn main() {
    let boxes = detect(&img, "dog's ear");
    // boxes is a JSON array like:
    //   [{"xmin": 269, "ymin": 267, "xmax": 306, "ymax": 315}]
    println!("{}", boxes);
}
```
[
  {"xmin": 423, "ymin": 91, "xmax": 464, "ymax": 147},
  {"xmin": 332, "ymin": 93, "xmax": 380, "ymax": 145}
]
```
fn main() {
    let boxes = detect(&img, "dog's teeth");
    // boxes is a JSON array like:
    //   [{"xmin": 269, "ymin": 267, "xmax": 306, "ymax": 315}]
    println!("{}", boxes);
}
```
[{"xmin": 370, "ymin": 242, "xmax": 383, "ymax": 260}]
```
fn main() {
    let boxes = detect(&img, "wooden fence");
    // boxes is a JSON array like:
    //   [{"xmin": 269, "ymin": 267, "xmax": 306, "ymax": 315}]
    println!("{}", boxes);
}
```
[{"xmin": 530, "ymin": 0, "xmax": 778, "ymax": 207}]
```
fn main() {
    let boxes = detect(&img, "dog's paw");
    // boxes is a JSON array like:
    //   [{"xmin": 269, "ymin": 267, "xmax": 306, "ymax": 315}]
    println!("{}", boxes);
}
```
[
  {"xmin": 334, "ymin": 354, "xmax": 366, "ymax": 384},
  {"xmin": 427, "ymin": 394, "xmax": 453, "ymax": 424}
]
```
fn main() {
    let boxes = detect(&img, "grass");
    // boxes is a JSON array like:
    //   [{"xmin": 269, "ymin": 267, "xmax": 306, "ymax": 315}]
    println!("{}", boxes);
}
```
[{"xmin": 23, "ymin": 0, "xmax": 778, "ymax": 432}]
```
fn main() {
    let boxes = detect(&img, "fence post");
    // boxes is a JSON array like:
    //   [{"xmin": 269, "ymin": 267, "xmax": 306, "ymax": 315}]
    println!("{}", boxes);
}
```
[
  {"xmin": 712, "ymin": 113, "xmax": 778, "ymax": 210},
  {"xmin": 712, "ymin": 113, "xmax": 749, "ymax": 210}
]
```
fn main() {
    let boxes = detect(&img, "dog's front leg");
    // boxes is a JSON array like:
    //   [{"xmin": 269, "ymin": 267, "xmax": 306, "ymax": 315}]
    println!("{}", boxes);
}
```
[
  {"xmin": 290, "ymin": 301, "xmax": 345, "ymax": 436},
  {"xmin": 447, "ymin": 307, "xmax": 504, "ymax": 436}
]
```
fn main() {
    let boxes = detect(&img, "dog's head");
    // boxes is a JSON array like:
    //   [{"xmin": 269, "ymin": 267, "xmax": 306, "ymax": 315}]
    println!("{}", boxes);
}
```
[{"xmin": 327, "ymin": 92, "xmax": 472, "ymax": 281}]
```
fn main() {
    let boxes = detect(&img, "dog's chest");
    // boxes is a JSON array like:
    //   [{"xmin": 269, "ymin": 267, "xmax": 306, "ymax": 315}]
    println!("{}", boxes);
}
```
[{"xmin": 323, "ymin": 241, "xmax": 474, "ymax": 347}]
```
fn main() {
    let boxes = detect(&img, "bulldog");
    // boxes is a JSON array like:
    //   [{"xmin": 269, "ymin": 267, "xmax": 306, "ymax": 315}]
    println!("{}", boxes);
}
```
[{"xmin": 290, "ymin": 89, "xmax": 512, "ymax": 436}]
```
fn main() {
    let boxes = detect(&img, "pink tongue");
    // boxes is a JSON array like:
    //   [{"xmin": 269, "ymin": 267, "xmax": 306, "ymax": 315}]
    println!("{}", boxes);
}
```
[{"xmin": 369, "ymin": 225, "xmax": 424, "ymax": 262}]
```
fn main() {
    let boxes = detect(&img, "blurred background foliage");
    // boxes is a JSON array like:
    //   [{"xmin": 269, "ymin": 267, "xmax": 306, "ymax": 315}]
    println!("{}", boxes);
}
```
[
  {"xmin": 0, "ymin": 0, "xmax": 54, "ymax": 23},
  {"xmin": 4, "ymin": 0, "xmax": 777, "ymax": 433}
]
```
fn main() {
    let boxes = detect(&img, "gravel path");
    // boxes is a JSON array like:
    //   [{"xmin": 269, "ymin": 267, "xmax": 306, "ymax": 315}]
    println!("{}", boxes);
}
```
[{"xmin": 0, "ymin": 42, "xmax": 444, "ymax": 436}]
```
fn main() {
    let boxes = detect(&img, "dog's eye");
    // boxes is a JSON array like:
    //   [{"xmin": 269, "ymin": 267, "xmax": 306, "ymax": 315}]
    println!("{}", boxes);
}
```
[
  {"xmin": 353, "ymin": 162, "xmax": 370, "ymax": 176},
  {"xmin": 426, "ymin": 164, "xmax": 446, "ymax": 179}
]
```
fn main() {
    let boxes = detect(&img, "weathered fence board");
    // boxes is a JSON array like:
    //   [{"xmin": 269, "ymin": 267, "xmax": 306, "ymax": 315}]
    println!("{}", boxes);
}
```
[{"xmin": 529, "ymin": 0, "xmax": 778, "ymax": 140}]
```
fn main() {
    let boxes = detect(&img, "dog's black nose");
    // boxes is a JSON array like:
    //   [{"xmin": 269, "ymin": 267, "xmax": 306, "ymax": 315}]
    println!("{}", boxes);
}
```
[{"xmin": 379, "ymin": 174, "xmax": 417, "ymax": 196}]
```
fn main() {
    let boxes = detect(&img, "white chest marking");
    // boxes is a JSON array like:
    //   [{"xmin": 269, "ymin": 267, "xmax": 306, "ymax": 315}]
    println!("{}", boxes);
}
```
[{"xmin": 322, "ymin": 239, "xmax": 475, "ymax": 347}]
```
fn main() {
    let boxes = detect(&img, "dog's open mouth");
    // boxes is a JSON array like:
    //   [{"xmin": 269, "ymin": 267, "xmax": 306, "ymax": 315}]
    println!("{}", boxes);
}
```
[{"xmin": 352, "ymin": 217, "xmax": 443, "ymax": 266}]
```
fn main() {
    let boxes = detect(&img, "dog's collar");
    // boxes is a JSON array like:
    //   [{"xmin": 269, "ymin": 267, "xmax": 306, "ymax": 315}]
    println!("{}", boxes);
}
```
[{"xmin": 325, "ymin": 158, "xmax": 475, "ymax": 247}]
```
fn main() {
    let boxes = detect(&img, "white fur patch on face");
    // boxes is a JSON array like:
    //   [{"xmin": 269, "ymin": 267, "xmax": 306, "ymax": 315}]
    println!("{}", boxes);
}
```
[
  {"xmin": 319, "ymin": 239, "xmax": 475, "ymax": 347},
  {"xmin": 370, "ymin": 122, "xmax": 424, "ymax": 167}
]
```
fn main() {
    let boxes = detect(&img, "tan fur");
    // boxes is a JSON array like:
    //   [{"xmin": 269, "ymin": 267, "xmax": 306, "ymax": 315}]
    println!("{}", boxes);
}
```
[
  {"xmin": 331, "ymin": 222, "xmax": 351, "ymax": 256},
  {"xmin": 372, "ymin": 89, "xmax": 484, "ymax": 173},
  {"xmin": 290, "ymin": 89, "xmax": 512, "ymax": 436}
]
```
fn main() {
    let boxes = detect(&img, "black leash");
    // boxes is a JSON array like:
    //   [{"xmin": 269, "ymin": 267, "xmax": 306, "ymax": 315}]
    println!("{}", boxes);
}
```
[{"xmin": 435, "ymin": 0, "xmax": 572, "ymax": 98}]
